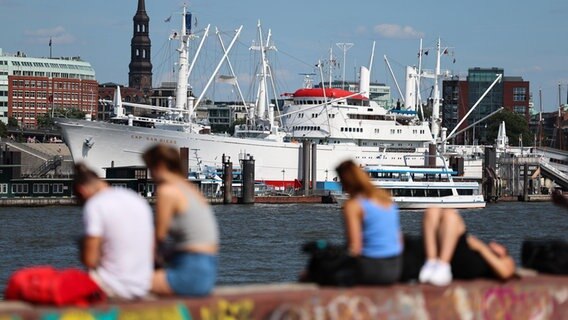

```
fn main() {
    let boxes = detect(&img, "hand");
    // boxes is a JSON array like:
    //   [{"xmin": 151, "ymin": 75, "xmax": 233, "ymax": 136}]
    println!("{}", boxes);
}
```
[{"xmin": 467, "ymin": 235, "xmax": 485, "ymax": 252}]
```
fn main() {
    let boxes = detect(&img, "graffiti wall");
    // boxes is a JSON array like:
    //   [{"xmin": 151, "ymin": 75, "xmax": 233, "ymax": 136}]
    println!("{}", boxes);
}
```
[{"xmin": 1, "ymin": 276, "xmax": 567, "ymax": 320}]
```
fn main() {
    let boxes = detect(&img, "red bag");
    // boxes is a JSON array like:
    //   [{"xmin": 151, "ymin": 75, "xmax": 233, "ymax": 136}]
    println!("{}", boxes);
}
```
[{"xmin": 4, "ymin": 266, "xmax": 106, "ymax": 306}]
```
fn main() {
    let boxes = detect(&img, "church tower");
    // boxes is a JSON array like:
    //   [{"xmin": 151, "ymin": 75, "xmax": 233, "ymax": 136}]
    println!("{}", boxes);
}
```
[{"xmin": 128, "ymin": 0, "xmax": 152, "ymax": 91}]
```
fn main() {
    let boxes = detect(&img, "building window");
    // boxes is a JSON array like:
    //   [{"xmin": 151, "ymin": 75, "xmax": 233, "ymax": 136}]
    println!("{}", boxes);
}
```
[
  {"xmin": 12, "ymin": 184, "xmax": 28, "ymax": 194},
  {"xmin": 513, "ymin": 106, "xmax": 526, "ymax": 114},
  {"xmin": 52, "ymin": 184, "xmax": 65, "ymax": 194},
  {"xmin": 513, "ymin": 87, "xmax": 526, "ymax": 102},
  {"xmin": 0, "ymin": 184, "xmax": 7, "ymax": 194},
  {"xmin": 33, "ymin": 184, "xmax": 50, "ymax": 194},
  {"xmin": 142, "ymin": 49, "xmax": 146, "ymax": 59}
]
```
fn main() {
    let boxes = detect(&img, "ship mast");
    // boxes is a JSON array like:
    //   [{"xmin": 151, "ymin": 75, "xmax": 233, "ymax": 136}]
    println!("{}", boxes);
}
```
[
  {"xmin": 175, "ymin": 6, "xmax": 190, "ymax": 121},
  {"xmin": 431, "ymin": 38, "xmax": 442, "ymax": 141},
  {"xmin": 251, "ymin": 21, "xmax": 276, "ymax": 126}
]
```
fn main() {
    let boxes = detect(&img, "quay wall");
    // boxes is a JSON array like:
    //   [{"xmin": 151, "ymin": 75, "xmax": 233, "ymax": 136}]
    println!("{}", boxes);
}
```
[{"xmin": 1, "ymin": 275, "xmax": 567, "ymax": 319}]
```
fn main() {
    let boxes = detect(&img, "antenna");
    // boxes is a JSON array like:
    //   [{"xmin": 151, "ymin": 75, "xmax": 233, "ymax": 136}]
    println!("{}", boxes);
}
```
[{"xmin": 336, "ymin": 43, "xmax": 354, "ymax": 90}]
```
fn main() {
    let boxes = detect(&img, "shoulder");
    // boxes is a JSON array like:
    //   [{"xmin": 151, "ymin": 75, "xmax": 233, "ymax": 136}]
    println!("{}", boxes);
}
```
[{"xmin": 343, "ymin": 198, "xmax": 362, "ymax": 216}]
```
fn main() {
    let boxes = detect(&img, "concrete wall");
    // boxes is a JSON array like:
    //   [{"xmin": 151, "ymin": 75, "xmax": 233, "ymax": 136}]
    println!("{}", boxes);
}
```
[{"xmin": 1, "ymin": 275, "xmax": 566, "ymax": 319}]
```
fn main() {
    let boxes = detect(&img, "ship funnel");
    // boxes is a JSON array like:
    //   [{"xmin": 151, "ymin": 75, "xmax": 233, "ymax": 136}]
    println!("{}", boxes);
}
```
[
  {"xmin": 404, "ymin": 66, "xmax": 418, "ymax": 111},
  {"xmin": 359, "ymin": 66, "xmax": 370, "ymax": 98},
  {"xmin": 113, "ymin": 86, "xmax": 124, "ymax": 118}
]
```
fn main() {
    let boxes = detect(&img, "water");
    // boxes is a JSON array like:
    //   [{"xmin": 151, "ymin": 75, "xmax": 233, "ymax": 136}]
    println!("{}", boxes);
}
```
[{"xmin": 0, "ymin": 202, "xmax": 566, "ymax": 293}]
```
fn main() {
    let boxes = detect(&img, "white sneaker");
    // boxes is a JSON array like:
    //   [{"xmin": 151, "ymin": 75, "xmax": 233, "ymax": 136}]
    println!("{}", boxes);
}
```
[
  {"xmin": 429, "ymin": 262, "xmax": 453, "ymax": 286},
  {"xmin": 418, "ymin": 259, "xmax": 438, "ymax": 283}
]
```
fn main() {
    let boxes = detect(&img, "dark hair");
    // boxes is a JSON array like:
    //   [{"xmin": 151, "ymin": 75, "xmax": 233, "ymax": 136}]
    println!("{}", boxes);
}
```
[
  {"xmin": 73, "ymin": 162, "xmax": 100, "ymax": 187},
  {"xmin": 142, "ymin": 144, "xmax": 184, "ymax": 176},
  {"xmin": 335, "ymin": 160, "xmax": 391, "ymax": 204}
]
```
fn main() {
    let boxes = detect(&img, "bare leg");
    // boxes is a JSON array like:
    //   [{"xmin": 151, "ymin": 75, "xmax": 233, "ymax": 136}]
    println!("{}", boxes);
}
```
[
  {"xmin": 423, "ymin": 207, "xmax": 444, "ymax": 260},
  {"xmin": 437, "ymin": 209, "xmax": 466, "ymax": 263},
  {"xmin": 151, "ymin": 269, "xmax": 175, "ymax": 296}
]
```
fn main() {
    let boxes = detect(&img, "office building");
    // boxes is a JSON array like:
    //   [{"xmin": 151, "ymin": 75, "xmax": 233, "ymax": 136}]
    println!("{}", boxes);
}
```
[
  {"xmin": 442, "ymin": 67, "xmax": 530, "ymax": 143},
  {"xmin": 0, "ymin": 48, "xmax": 97, "ymax": 127}
]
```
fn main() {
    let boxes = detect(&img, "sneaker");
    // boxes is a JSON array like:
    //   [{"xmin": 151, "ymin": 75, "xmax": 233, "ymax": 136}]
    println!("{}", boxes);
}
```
[
  {"xmin": 429, "ymin": 262, "xmax": 452, "ymax": 286},
  {"xmin": 418, "ymin": 259, "xmax": 438, "ymax": 283}
]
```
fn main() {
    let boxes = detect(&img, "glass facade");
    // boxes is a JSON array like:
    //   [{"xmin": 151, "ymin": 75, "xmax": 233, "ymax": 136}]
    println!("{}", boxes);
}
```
[{"xmin": 467, "ymin": 68, "xmax": 504, "ymax": 141}]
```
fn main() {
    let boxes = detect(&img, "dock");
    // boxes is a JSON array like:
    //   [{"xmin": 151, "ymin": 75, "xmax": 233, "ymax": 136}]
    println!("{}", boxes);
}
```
[{"xmin": 1, "ymin": 274, "xmax": 566, "ymax": 319}]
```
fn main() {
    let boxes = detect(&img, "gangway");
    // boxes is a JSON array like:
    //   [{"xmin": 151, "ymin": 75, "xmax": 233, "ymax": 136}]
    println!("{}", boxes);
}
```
[{"xmin": 540, "ymin": 159, "xmax": 568, "ymax": 190}]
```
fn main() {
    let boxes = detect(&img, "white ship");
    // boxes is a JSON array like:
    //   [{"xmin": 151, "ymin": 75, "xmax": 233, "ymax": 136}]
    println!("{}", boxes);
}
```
[{"xmin": 57, "ymin": 7, "xmax": 468, "ymax": 187}]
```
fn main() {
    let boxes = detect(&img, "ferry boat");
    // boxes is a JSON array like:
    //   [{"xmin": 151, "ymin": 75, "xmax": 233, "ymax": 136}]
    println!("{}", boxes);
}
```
[{"xmin": 335, "ymin": 156, "xmax": 486, "ymax": 209}]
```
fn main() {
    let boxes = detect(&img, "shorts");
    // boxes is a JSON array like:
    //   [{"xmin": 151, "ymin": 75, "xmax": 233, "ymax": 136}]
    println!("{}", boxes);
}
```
[
  {"xmin": 358, "ymin": 255, "xmax": 402, "ymax": 285},
  {"xmin": 400, "ymin": 233, "xmax": 493, "ymax": 281},
  {"xmin": 166, "ymin": 252, "xmax": 218, "ymax": 297},
  {"xmin": 451, "ymin": 233, "xmax": 493, "ymax": 279}
]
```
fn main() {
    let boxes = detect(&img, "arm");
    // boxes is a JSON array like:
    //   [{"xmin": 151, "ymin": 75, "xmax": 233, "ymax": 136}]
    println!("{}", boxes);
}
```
[
  {"xmin": 467, "ymin": 236, "xmax": 515, "ymax": 279},
  {"xmin": 81, "ymin": 236, "xmax": 102, "ymax": 269},
  {"xmin": 343, "ymin": 199, "xmax": 363, "ymax": 256},
  {"xmin": 154, "ymin": 185, "xmax": 178, "ymax": 242}
]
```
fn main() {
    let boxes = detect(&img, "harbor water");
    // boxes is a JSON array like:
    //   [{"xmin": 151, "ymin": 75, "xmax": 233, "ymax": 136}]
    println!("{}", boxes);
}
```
[{"xmin": 0, "ymin": 202, "xmax": 566, "ymax": 294}]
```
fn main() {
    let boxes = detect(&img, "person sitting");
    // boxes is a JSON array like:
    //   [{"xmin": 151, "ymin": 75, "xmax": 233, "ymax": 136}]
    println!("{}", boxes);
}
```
[
  {"xmin": 74, "ymin": 163, "xmax": 154, "ymax": 299},
  {"xmin": 405, "ymin": 207, "xmax": 515, "ymax": 286},
  {"xmin": 336, "ymin": 160, "xmax": 403, "ymax": 285},
  {"xmin": 142, "ymin": 144, "xmax": 219, "ymax": 297}
]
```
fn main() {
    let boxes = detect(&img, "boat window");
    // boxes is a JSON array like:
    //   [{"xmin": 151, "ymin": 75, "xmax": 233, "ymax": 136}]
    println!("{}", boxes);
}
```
[
  {"xmin": 413, "ymin": 189, "xmax": 427, "ymax": 197},
  {"xmin": 457, "ymin": 189, "xmax": 474, "ymax": 196},
  {"xmin": 439, "ymin": 189, "xmax": 453, "ymax": 197},
  {"xmin": 427, "ymin": 189, "xmax": 439, "ymax": 197}
]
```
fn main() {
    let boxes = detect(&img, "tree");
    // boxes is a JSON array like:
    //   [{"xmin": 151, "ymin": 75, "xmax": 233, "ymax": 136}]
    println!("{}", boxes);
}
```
[
  {"xmin": 0, "ymin": 121, "xmax": 7, "ymax": 138},
  {"xmin": 7, "ymin": 117, "xmax": 19, "ymax": 128},
  {"xmin": 485, "ymin": 109, "xmax": 532, "ymax": 146}
]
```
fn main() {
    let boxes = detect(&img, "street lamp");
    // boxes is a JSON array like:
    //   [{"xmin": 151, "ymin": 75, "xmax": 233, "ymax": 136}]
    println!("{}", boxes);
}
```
[{"xmin": 325, "ymin": 169, "xmax": 329, "ymax": 181}]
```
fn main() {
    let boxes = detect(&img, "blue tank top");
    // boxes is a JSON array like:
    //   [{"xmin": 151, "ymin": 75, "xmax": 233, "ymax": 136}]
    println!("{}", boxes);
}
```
[{"xmin": 359, "ymin": 198, "xmax": 402, "ymax": 258}]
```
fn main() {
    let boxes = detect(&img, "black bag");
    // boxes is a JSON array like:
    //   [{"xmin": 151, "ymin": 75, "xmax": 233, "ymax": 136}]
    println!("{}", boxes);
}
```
[
  {"xmin": 302, "ymin": 240, "xmax": 357, "ymax": 287},
  {"xmin": 522, "ymin": 239, "xmax": 568, "ymax": 275}
]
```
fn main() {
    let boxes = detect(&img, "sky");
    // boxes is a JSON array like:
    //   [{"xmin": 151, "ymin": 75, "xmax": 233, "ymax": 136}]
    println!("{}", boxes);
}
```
[{"xmin": 1, "ymin": 0, "xmax": 567, "ymax": 111}]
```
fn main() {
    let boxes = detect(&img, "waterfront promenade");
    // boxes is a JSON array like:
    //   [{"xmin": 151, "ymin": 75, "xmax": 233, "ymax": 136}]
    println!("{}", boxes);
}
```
[{"xmin": 0, "ymin": 274, "xmax": 567, "ymax": 319}]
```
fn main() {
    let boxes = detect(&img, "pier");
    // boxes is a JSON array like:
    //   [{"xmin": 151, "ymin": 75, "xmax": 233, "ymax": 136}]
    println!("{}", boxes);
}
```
[{"xmin": 1, "ymin": 275, "xmax": 567, "ymax": 319}]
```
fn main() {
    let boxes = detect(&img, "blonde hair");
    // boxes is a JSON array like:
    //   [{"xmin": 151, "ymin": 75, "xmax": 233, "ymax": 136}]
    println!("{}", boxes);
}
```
[{"xmin": 335, "ymin": 160, "xmax": 392, "ymax": 204}]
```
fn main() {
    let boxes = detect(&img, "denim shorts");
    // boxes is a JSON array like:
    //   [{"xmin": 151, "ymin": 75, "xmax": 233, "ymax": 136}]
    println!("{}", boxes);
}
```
[{"xmin": 166, "ymin": 252, "xmax": 218, "ymax": 297}]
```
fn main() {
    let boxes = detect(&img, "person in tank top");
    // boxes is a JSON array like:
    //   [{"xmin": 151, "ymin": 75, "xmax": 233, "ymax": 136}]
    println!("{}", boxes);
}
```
[
  {"xmin": 336, "ymin": 160, "xmax": 403, "ymax": 285},
  {"xmin": 143, "ymin": 144, "xmax": 219, "ymax": 297}
]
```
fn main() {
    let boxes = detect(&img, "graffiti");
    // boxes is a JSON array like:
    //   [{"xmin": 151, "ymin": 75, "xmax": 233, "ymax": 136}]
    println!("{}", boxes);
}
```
[
  {"xmin": 269, "ymin": 292, "xmax": 430, "ymax": 320},
  {"xmin": 41, "ymin": 304, "xmax": 190, "ymax": 320},
  {"xmin": 483, "ymin": 286, "xmax": 555, "ymax": 320},
  {"xmin": 200, "ymin": 299, "xmax": 254, "ymax": 320}
]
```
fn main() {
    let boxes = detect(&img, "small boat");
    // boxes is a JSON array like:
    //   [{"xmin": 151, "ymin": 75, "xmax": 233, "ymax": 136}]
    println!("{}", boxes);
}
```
[{"xmin": 335, "ymin": 157, "xmax": 486, "ymax": 210}]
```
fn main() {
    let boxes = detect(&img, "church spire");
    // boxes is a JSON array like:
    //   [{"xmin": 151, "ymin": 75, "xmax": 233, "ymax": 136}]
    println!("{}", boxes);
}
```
[
  {"xmin": 136, "ymin": 0, "xmax": 146, "ymax": 12},
  {"xmin": 128, "ymin": 0, "xmax": 152, "ymax": 91}
]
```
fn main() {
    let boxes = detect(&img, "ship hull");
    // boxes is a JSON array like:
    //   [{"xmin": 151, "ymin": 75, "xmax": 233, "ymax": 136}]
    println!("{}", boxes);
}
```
[{"xmin": 57, "ymin": 119, "xmax": 438, "ymax": 183}]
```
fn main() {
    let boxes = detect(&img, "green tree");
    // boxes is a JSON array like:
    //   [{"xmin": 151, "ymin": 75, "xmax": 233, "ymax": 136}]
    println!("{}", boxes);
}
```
[
  {"xmin": 0, "ymin": 121, "xmax": 7, "ymax": 138},
  {"xmin": 486, "ymin": 109, "xmax": 532, "ymax": 146},
  {"xmin": 7, "ymin": 117, "xmax": 19, "ymax": 128},
  {"xmin": 36, "ymin": 113, "xmax": 54, "ymax": 129}
]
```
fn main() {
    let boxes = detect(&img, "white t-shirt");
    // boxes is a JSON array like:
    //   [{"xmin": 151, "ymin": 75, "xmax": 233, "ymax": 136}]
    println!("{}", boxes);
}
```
[{"xmin": 83, "ymin": 187, "xmax": 153, "ymax": 299}]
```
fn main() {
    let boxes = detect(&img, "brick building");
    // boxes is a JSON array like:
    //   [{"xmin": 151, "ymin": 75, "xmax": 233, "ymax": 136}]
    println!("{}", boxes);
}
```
[
  {"xmin": 0, "ymin": 48, "xmax": 97, "ymax": 127},
  {"xmin": 9, "ymin": 77, "xmax": 97, "ymax": 128},
  {"xmin": 442, "ymin": 67, "xmax": 530, "ymax": 144}
]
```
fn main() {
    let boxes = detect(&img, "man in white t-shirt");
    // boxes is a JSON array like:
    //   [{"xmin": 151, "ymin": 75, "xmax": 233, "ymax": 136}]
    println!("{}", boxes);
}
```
[{"xmin": 74, "ymin": 163, "xmax": 153, "ymax": 299}]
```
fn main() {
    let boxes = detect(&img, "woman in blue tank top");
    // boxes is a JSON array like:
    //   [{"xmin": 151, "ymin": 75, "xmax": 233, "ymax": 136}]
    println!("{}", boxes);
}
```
[{"xmin": 336, "ymin": 160, "xmax": 402, "ymax": 285}]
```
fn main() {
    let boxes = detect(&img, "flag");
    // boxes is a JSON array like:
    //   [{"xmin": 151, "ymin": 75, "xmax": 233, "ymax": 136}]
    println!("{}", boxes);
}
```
[
  {"xmin": 49, "ymin": 38, "xmax": 52, "ymax": 47},
  {"xmin": 443, "ymin": 49, "xmax": 448, "ymax": 55},
  {"xmin": 453, "ymin": 58, "xmax": 456, "ymax": 64},
  {"xmin": 185, "ymin": 13, "xmax": 192, "ymax": 34},
  {"xmin": 424, "ymin": 50, "xmax": 429, "ymax": 56},
  {"xmin": 164, "ymin": 15, "xmax": 172, "ymax": 23}
]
